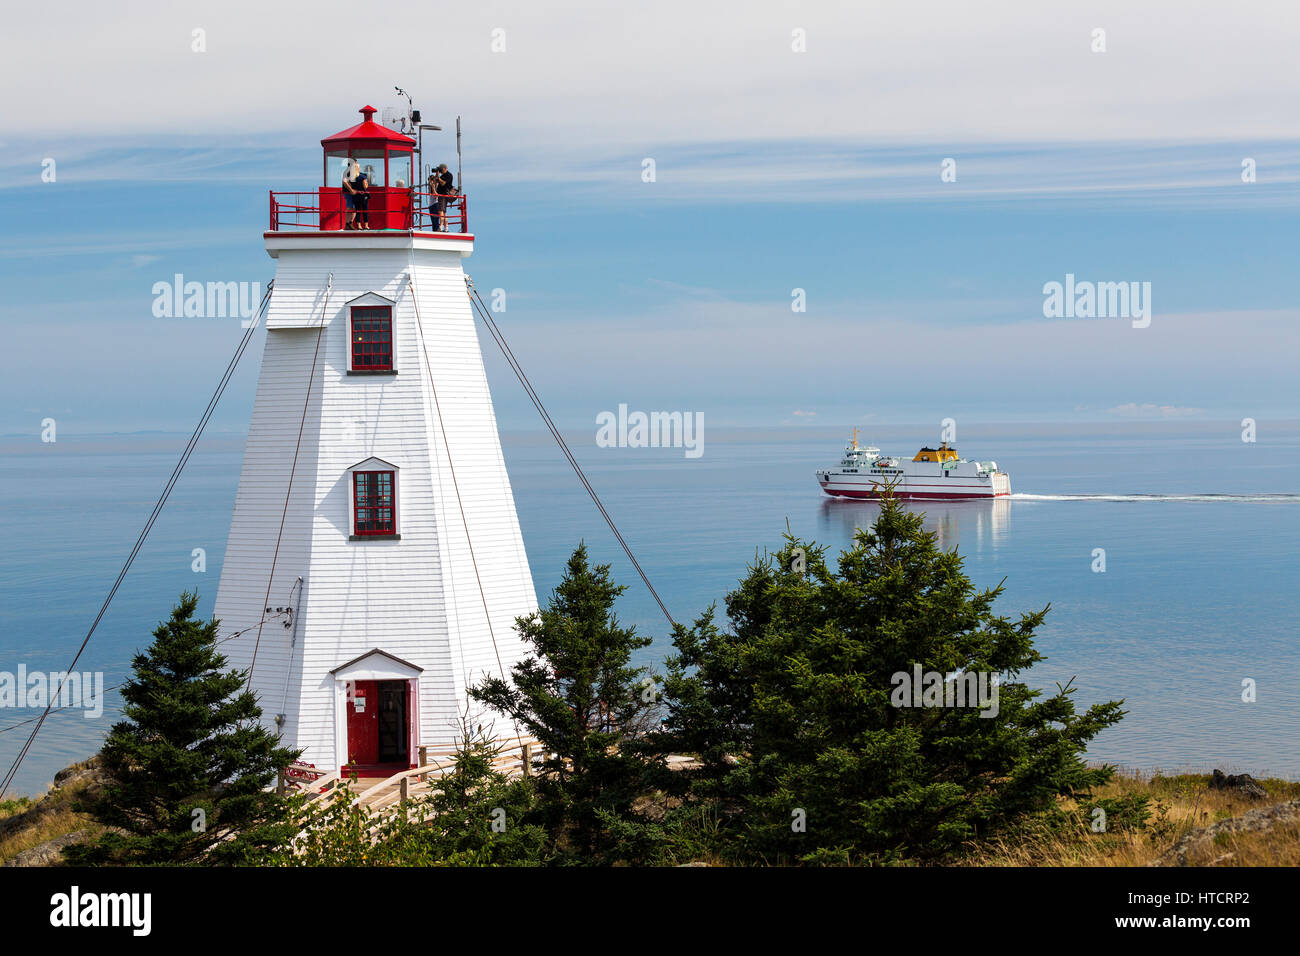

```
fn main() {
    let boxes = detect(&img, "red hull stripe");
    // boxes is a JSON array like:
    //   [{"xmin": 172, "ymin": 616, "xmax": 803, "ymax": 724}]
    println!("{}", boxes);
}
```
[
  {"xmin": 840, "ymin": 485, "xmax": 993, "ymax": 490},
  {"xmin": 820, "ymin": 487, "xmax": 1008, "ymax": 500}
]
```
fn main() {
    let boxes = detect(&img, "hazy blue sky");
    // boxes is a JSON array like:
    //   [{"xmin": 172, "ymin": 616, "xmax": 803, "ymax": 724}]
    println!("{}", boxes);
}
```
[{"xmin": 3, "ymin": 1, "xmax": 1298, "ymax": 436}]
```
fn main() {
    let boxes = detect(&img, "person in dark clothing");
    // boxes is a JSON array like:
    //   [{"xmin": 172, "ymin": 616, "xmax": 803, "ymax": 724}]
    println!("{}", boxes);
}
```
[
  {"xmin": 354, "ymin": 166, "xmax": 372, "ymax": 229},
  {"xmin": 426, "ymin": 172, "xmax": 442, "ymax": 230},
  {"xmin": 440, "ymin": 185, "xmax": 460, "ymax": 231},
  {"xmin": 433, "ymin": 164, "xmax": 455, "ymax": 231},
  {"xmin": 342, "ymin": 159, "xmax": 361, "ymax": 229}
]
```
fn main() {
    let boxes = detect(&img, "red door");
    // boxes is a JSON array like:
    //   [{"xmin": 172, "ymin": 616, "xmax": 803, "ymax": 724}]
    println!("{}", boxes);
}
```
[{"xmin": 344, "ymin": 680, "xmax": 379, "ymax": 766}]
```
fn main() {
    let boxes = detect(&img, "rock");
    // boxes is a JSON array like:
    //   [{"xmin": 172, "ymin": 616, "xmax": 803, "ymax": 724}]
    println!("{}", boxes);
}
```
[
  {"xmin": 2, "ymin": 829, "xmax": 90, "ymax": 867},
  {"xmin": 1150, "ymin": 798, "xmax": 1300, "ymax": 866},
  {"xmin": 1209, "ymin": 769, "xmax": 1267, "ymax": 800}
]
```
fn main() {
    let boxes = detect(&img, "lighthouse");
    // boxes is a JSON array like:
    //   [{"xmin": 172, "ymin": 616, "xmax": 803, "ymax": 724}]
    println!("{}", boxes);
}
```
[{"xmin": 212, "ymin": 106, "xmax": 537, "ymax": 772}]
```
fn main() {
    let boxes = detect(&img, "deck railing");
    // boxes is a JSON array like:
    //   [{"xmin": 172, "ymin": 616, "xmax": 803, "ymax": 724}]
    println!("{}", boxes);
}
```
[{"xmin": 269, "ymin": 189, "xmax": 468, "ymax": 234}]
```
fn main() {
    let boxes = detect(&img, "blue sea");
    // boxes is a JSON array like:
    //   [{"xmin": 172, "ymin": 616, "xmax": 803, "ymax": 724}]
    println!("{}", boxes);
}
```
[{"xmin": 2, "ymin": 420, "xmax": 1298, "ymax": 796}]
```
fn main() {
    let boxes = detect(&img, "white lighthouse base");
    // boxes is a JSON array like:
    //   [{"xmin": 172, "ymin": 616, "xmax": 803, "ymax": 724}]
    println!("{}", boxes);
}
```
[{"xmin": 213, "ymin": 233, "xmax": 537, "ymax": 771}]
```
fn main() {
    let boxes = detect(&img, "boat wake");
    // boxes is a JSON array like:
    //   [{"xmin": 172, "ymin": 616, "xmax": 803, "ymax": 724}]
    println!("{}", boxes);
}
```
[{"xmin": 1012, "ymin": 493, "xmax": 1300, "ymax": 503}]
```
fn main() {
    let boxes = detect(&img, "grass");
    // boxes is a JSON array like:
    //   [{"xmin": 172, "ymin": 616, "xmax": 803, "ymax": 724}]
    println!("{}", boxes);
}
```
[
  {"xmin": 0, "ymin": 762, "xmax": 103, "ymax": 865},
  {"xmin": 962, "ymin": 770, "xmax": 1300, "ymax": 867}
]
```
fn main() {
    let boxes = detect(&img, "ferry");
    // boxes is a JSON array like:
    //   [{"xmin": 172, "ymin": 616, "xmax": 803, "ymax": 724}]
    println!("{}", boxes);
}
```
[{"xmin": 816, "ymin": 429, "xmax": 1011, "ymax": 500}]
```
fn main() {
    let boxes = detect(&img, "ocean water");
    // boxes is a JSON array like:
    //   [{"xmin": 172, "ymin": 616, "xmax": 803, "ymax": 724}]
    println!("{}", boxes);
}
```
[{"xmin": 2, "ymin": 420, "xmax": 1298, "ymax": 796}]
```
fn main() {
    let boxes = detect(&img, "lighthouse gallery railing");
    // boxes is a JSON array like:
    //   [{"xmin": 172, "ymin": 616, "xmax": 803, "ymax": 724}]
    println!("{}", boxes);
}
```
[{"xmin": 269, "ymin": 189, "xmax": 468, "ymax": 233}]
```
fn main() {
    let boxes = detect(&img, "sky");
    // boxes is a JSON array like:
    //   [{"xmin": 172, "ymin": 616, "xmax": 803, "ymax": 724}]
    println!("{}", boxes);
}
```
[{"xmin": 2, "ymin": 0, "xmax": 1298, "ymax": 436}]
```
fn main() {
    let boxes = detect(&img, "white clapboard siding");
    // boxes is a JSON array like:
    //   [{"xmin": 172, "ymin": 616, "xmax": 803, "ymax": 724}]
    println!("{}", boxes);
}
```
[{"xmin": 212, "ymin": 236, "xmax": 538, "ymax": 769}]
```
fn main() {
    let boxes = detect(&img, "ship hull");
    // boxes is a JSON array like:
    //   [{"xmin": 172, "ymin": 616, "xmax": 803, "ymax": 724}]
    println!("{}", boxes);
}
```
[
  {"xmin": 818, "ymin": 473, "xmax": 1012, "ymax": 500},
  {"xmin": 819, "ymin": 486, "xmax": 1009, "ymax": 500}
]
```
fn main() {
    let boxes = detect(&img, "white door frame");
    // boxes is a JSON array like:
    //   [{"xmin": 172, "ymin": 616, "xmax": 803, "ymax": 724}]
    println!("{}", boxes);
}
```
[{"xmin": 329, "ymin": 649, "xmax": 423, "ymax": 769}]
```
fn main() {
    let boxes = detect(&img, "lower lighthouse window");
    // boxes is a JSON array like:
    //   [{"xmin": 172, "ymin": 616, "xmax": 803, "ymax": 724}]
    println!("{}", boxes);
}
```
[{"xmin": 353, "ymin": 470, "xmax": 396, "ymax": 536}]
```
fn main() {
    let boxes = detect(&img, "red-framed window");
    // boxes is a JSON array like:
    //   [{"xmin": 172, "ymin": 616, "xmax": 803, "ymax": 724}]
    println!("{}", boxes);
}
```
[
  {"xmin": 351, "ymin": 306, "xmax": 393, "ymax": 370},
  {"xmin": 353, "ymin": 470, "xmax": 396, "ymax": 536}
]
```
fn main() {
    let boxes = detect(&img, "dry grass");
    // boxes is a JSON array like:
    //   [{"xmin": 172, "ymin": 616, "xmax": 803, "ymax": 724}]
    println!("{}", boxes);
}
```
[
  {"xmin": 0, "ymin": 770, "xmax": 102, "ymax": 865},
  {"xmin": 963, "ymin": 770, "xmax": 1300, "ymax": 867},
  {"xmin": 1187, "ymin": 819, "xmax": 1300, "ymax": 866}
]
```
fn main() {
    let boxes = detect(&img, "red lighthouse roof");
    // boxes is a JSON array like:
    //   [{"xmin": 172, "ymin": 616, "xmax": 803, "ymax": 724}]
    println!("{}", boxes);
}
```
[{"xmin": 321, "ymin": 105, "xmax": 416, "ymax": 150}]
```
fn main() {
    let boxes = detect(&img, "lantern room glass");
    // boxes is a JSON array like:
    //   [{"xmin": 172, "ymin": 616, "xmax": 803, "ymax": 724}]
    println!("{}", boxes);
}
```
[
  {"xmin": 323, "ymin": 148, "xmax": 412, "ymax": 188},
  {"xmin": 388, "ymin": 153, "xmax": 412, "ymax": 189},
  {"xmin": 324, "ymin": 150, "xmax": 351, "ymax": 187}
]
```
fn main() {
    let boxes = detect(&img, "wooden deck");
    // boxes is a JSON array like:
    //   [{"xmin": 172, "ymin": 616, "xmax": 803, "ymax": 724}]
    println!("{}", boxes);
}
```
[
  {"xmin": 279, "ymin": 739, "xmax": 701, "ymax": 820},
  {"xmin": 277, "ymin": 736, "xmax": 546, "ymax": 816}
]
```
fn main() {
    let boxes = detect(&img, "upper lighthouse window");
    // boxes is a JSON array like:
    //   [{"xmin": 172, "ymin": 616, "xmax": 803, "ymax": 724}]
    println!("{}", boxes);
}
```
[
  {"xmin": 351, "ymin": 307, "xmax": 393, "ymax": 371},
  {"xmin": 345, "ymin": 292, "xmax": 397, "ymax": 373}
]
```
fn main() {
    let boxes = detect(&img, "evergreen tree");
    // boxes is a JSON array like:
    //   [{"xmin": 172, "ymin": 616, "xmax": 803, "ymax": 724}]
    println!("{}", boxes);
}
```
[
  {"xmin": 66, "ymin": 592, "xmax": 299, "ymax": 865},
  {"xmin": 469, "ymin": 543, "xmax": 664, "ymax": 861},
  {"xmin": 409, "ymin": 722, "xmax": 547, "ymax": 866},
  {"xmin": 659, "ymin": 496, "xmax": 1126, "ymax": 863}
]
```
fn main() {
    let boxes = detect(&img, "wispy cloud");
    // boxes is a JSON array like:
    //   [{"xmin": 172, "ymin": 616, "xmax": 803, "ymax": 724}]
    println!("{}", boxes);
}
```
[
  {"xmin": 0, "ymin": 228, "xmax": 252, "ymax": 259},
  {"xmin": 1107, "ymin": 403, "xmax": 1206, "ymax": 419},
  {"xmin": 10, "ymin": 138, "xmax": 1298, "ymax": 210}
]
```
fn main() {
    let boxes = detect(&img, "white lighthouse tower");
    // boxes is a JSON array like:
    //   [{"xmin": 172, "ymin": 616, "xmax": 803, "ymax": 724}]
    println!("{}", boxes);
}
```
[{"xmin": 212, "ymin": 106, "xmax": 537, "ymax": 772}]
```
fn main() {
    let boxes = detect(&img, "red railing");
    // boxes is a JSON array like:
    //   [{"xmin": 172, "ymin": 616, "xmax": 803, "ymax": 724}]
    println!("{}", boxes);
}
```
[{"xmin": 269, "ymin": 189, "xmax": 469, "ymax": 234}]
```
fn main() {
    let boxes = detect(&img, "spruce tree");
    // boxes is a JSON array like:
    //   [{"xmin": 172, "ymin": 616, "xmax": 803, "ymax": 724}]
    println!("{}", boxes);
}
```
[
  {"xmin": 469, "ymin": 543, "xmax": 663, "ymax": 861},
  {"xmin": 660, "ymin": 496, "xmax": 1125, "ymax": 863},
  {"xmin": 66, "ymin": 592, "xmax": 299, "ymax": 865}
]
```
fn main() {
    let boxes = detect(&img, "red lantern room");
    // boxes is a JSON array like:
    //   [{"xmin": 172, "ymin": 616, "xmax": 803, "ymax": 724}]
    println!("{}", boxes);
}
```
[
  {"xmin": 269, "ymin": 104, "xmax": 468, "ymax": 234},
  {"xmin": 318, "ymin": 105, "xmax": 413, "ymax": 231},
  {"xmin": 323, "ymin": 105, "xmax": 415, "ymax": 187}
]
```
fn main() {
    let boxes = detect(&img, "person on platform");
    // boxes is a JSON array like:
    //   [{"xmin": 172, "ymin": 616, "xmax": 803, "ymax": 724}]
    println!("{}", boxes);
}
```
[
  {"xmin": 342, "ymin": 158, "xmax": 361, "ymax": 230},
  {"xmin": 355, "ymin": 165, "xmax": 373, "ymax": 229},
  {"xmin": 436, "ymin": 163, "xmax": 455, "ymax": 195},
  {"xmin": 440, "ymin": 185, "xmax": 460, "ymax": 232},
  {"xmin": 426, "ymin": 171, "xmax": 442, "ymax": 231},
  {"xmin": 434, "ymin": 164, "xmax": 456, "ymax": 231}
]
